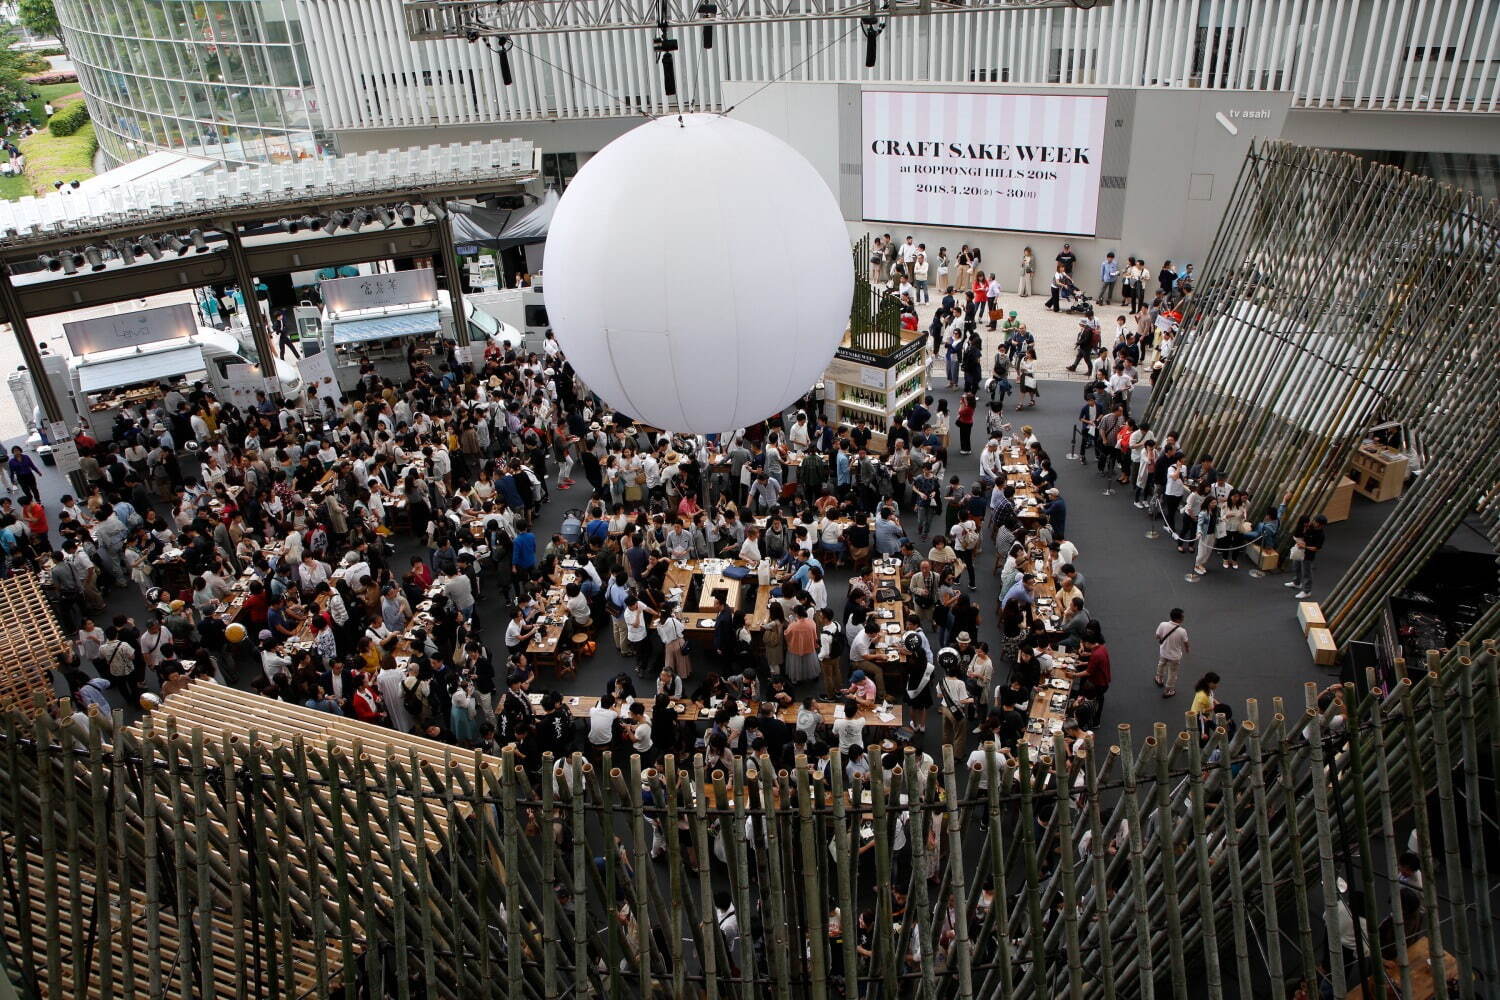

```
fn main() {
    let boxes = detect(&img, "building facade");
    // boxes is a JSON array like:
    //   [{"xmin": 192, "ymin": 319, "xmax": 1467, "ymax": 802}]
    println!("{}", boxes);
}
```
[{"xmin": 57, "ymin": 0, "xmax": 1500, "ymax": 173}]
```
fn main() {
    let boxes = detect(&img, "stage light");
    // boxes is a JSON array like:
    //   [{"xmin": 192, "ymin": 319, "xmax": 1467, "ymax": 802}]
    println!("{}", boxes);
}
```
[
  {"xmin": 60, "ymin": 253, "xmax": 79, "ymax": 275},
  {"xmin": 189, "ymin": 229, "xmax": 209, "ymax": 252},
  {"xmin": 376, "ymin": 207, "xmax": 395, "ymax": 228},
  {"xmin": 399, "ymin": 204, "xmax": 417, "ymax": 226},
  {"xmin": 163, "ymin": 234, "xmax": 186, "ymax": 255},
  {"xmin": 697, "ymin": 1, "xmax": 716, "ymax": 48},
  {"xmin": 497, "ymin": 36, "xmax": 514, "ymax": 86},
  {"xmin": 119, "ymin": 242, "xmax": 138, "ymax": 266},
  {"xmin": 38, "ymin": 253, "xmax": 60, "ymax": 272},
  {"xmin": 654, "ymin": 29, "xmax": 679, "ymax": 96},
  {"xmin": 424, "ymin": 200, "xmax": 447, "ymax": 220},
  {"xmin": 142, "ymin": 237, "xmax": 164, "ymax": 260},
  {"xmin": 861, "ymin": 16, "xmax": 885, "ymax": 68},
  {"xmin": 83, "ymin": 246, "xmax": 106, "ymax": 271}
]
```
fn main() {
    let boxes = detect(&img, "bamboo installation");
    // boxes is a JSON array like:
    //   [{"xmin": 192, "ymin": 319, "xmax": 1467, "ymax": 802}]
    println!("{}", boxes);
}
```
[
  {"xmin": 1143, "ymin": 141, "xmax": 1500, "ymax": 647},
  {"xmin": 2, "ymin": 638, "xmax": 1498, "ymax": 999}
]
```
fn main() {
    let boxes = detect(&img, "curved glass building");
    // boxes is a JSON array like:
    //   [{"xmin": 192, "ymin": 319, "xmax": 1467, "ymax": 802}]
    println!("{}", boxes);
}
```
[
  {"xmin": 55, "ymin": 0, "xmax": 329, "ymax": 167},
  {"xmin": 53, "ymin": 0, "xmax": 1500, "ymax": 170}
]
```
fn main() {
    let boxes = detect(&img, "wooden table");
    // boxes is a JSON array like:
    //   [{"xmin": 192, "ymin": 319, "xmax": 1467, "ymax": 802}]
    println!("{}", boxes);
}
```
[{"xmin": 662, "ymin": 559, "xmax": 772, "ymax": 637}]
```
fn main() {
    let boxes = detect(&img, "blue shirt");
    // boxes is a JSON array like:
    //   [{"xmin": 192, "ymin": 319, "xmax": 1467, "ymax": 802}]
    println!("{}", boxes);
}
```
[
  {"xmin": 789, "ymin": 555, "xmax": 823, "ymax": 589},
  {"xmin": 836, "ymin": 451, "xmax": 852, "ymax": 487},
  {"xmin": 585, "ymin": 518, "xmax": 609, "ymax": 544},
  {"xmin": 497, "ymin": 475, "xmax": 524, "ymax": 510},
  {"xmin": 511, "ymin": 531, "xmax": 537, "ymax": 569},
  {"xmin": 1002, "ymin": 580, "xmax": 1034, "ymax": 607}
]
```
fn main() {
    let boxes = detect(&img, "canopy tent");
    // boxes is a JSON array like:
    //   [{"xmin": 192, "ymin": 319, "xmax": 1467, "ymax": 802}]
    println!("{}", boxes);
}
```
[{"xmin": 451, "ymin": 189, "xmax": 558, "ymax": 252}]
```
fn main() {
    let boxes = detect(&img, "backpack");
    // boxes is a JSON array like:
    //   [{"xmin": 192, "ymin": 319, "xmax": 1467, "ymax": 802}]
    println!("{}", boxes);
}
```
[{"xmin": 823, "ymin": 624, "xmax": 846, "ymax": 659}]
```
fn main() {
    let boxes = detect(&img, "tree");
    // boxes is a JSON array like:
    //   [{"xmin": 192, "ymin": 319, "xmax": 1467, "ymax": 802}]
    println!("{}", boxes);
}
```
[
  {"xmin": 0, "ymin": 29, "xmax": 39, "ymax": 104},
  {"xmin": 17, "ymin": 0, "xmax": 61, "ymax": 41}
]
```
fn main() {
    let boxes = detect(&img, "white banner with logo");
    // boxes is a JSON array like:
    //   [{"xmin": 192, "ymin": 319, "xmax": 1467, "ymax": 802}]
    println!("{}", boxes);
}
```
[
  {"xmin": 62, "ymin": 303, "xmax": 198, "ymax": 356},
  {"xmin": 861, "ymin": 91, "xmax": 1109, "ymax": 236},
  {"xmin": 321, "ymin": 268, "xmax": 438, "ymax": 313}
]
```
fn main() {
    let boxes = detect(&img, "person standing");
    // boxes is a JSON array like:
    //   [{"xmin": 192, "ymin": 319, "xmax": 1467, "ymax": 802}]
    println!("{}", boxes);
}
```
[
  {"xmin": 936, "ymin": 248, "xmax": 950, "ymax": 291},
  {"xmin": 1055, "ymin": 242, "xmax": 1077, "ymax": 276},
  {"xmin": 986, "ymin": 273, "xmax": 1003, "ymax": 329},
  {"xmin": 1098, "ymin": 252, "xmax": 1120, "ymax": 305},
  {"xmin": 1158, "ymin": 260, "xmax": 1177, "ymax": 298},
  {"xmin": 1044, "ymin": 263, "xmax": 1074, "ymax": 312},
  {"xmin": 7, "ymin": 446, "xmax": 41, "ymax": 504},
  {"xmin": 913, "ymin": 252, "xmax": 930, "ymax": 303},
  {"xmin": 955, "ymin": 245, "xmax": 973, "ymax": 294},
  {"xmin": 1286, "ymin": 513, "xmax": 1328, "ymax": 599},
  {"xmin": 785, "ymin": 605, "xmax": 821, "ymax": 685},
  {"xmin": 1153, "ymin": 608, "xmax": 1189, "ymax": 697},
  {"xmin": 1017, "ymin": 246, "xmax": 1035, "ymax": 297}
]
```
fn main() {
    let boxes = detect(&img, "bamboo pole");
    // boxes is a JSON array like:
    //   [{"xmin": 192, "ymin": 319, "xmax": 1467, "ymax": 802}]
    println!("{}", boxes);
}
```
[
  {"xmin": 1117, "ymin": 726, "xmax": 1156, "ymax": 1000},
  {"xmin": 1150, "ymin": 727, "xmax": 1188, "ymax": 999},
  {"xmin": 941, "ymin": 745, "xmax": 974, "ymax": 1000},
  {"xmin": 1426, "ymin": 664, "xmax": 1475, "ymax": 998},
  {"xmin": 795, "ymin": 756, "xmax": 829, "ymax": 1000},
  {"xmin": 1182, "ymin": 723, "xmax": 1222, "ymax": 999}
]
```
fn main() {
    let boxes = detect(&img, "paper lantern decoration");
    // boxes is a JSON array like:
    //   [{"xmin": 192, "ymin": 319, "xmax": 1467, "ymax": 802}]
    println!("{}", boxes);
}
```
[
  {"xmin": 545, "ymin": 113, "xmax": 853, "ymax": 434},
  {"xmin": 225, "ymin": 622, "xmax": 247, "ymax": 644}
]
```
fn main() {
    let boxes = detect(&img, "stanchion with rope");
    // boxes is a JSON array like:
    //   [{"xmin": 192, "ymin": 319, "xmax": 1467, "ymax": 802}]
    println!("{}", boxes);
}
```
[
  {"xmin": 1065, "ymin": 426, "xmax": 1080, "ymax": 462},
  {"xmin": 1142, "ymin": 499, "xmax": 1267, "ymax": 582}
]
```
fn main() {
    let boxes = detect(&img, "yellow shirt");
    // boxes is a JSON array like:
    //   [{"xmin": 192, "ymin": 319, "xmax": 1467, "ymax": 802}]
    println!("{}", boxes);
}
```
[{"xmin": 1191, "ymin": 690, "xmax": 1215, "ymax": 718}]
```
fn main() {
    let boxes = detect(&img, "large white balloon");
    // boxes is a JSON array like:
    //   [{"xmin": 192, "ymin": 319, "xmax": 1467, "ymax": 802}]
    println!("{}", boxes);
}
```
[{"xmin": 544, "ymin": 113, "xmax": 853, "ymax": 434}]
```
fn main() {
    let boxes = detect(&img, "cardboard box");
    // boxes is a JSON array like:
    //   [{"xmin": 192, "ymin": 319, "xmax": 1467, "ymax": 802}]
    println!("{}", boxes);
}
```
[
  {"xmin": 1322, "ymin": 476, "xmax": 1355, "ymax": 524},
  {"xmin": 1307, "ymin": 626, "xmax": 1338, "ymax": 667},
  {"xmin": 1297, "ymin": 601, "xmax": 1327, "ymax": 635},
  {"xmin": 1256, "ymin": 545, "xmax": 1280, "ymax": 572}
]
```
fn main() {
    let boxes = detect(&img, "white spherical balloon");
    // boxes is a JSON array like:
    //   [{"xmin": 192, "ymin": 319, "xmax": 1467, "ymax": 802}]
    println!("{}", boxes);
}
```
[{"xmin": 545, "ymin": 113, "xmax": 853, "ymax": 434}]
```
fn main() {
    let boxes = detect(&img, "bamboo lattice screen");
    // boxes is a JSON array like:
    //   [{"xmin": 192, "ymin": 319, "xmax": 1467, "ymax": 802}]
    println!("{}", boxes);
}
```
[
  {"xmin": 1, "ymin": 637, "xmax": 1497, "ymax": 1000},
  {"xmin": 1143, "ymin": 141, "xmax": 1500, "ymax": 647}
]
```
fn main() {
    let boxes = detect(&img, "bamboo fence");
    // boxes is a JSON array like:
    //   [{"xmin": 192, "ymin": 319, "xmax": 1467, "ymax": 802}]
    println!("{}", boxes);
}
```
[
  {"xmin": 1142, "ymin": 141, "xmax": 1500, "ymax": 647},
  {"xmin": 2, "ymin": 634, "xmax": 1498, "ymax": 1000},
  {"xmin": 850, "ymin": 234, "xmax": 905, "ymax": 355}
]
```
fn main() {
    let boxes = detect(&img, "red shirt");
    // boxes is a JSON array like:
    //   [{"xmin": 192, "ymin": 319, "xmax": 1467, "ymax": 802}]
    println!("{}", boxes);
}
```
[
  {"xmin": 241, "ymin": 591, "xmax": 270, "ymax": 627},
  {"xmin": 1085, "ymin": 645, "xmax": 1112, "ymax": 690},
  {"xmin": 973, "ymin": 279, "xmax": 988, "ymax": 304},
  {"xmin": 957, "ymin": 402, "xmax": 975, "ymax": 426}
]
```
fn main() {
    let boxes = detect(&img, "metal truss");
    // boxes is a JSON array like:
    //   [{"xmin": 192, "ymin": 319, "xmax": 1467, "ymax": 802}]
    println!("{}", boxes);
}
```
[{"xmin": 404, "ymin": 0, "xmax": 1108, "ymax": 40}]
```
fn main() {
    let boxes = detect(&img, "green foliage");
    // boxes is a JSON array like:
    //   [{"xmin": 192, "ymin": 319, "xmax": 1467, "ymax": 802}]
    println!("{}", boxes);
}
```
[
  {"xmin": 20, "ymin": 121, "xmax": 96, "ymax": 195},
  {"xmin": 17, "ymin": 0, "xmax": 60, "ymax": 40},
  {"xmin": 0, "ymin": 29, "xmax": 39, "ymax": 103},
  {"xmin": 47, "ymin": 99, "xmax": 88, "ymax": 137}
]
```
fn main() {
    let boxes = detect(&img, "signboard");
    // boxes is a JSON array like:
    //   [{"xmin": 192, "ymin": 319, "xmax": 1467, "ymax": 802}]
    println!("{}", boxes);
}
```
[
  {"xmin": 220, "ymin": 363, "xmax": 266, "ymax": 409},
  {"xmin": 296, "ymin": 351, "xmax": 339, "ymax": 402},
  {"xmin": 861, "ymin": 91, "xmax": 1109, "ymax": 236},
  {"xmin": 321, "ymin": 268, "xmax": 438, "ymax": 313},
  {"xmin": 835, "ymin": 334, "xmax": 928, "ymax": 370},
  {"xmin": 51, "ymin": 438, "xmax": 81, "ymax": 474},
  {"xmin": 62, "ymin": 303, "xmax": 198, "ymax": 356}
]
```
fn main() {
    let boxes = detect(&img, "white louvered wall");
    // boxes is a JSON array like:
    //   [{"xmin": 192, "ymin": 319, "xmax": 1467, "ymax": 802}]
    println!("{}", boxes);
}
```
[{"xmin": 298, "ymin": 0, "xmax": 1500, "ymax": 131}]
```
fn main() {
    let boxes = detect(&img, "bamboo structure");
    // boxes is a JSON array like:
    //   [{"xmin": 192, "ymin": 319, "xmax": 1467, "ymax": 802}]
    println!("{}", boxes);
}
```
[
  {"xmin": 849, "ymin": 234, "xmax": 905, "ymax": 355},
  {"xmin": 0, "ymin": 574, "xmax": 69, "ymax": 718},
  {"xmin": 3, "ymin": 645, "xmax": 1499, "ymax": 999},
  {"xmin": 1143, "ymin": 141, "xmax": 1500, "ymax": 646}
]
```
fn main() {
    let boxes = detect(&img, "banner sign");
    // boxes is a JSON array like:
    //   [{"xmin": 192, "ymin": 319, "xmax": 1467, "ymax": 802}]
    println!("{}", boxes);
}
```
[
  {"xmin": 861, "ymin": 91, "xmax": 1109, "ymax": 236},
  {"xmin": 321, "ymin": 268, "xmax": 437, "ymax": 313},
  {"xmin": 62, "ymin": 303, "xmax": 198, "ymax": 356}
]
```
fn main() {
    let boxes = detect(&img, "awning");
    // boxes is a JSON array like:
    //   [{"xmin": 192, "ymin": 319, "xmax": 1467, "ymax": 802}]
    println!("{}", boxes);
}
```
[
  {"xmin": 451, "ymin": 189, "xmax": 558, "ymax": 252},
  {"xmin": 76, "ymin": 345, "xmax": 206, "ymax": 393},
  {"xmin": 331, "ymin": 312, "xmax": 442, "ymax": 345}
]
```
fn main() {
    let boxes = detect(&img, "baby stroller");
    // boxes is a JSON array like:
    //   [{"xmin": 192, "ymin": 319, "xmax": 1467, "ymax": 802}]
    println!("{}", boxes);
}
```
[
  {"xmin": 1066, "ymin": 291, "xmax": 1096, "ymax": 316},
  {"xmin": 560, "ymin": 509, "xmax": 584, "ymax": 546}
]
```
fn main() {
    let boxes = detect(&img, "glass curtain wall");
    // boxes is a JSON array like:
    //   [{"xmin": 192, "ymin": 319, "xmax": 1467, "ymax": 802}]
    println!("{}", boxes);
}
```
[{"xmin": 54, "ymin": 0, "xmax": 330, "ymax": 167}]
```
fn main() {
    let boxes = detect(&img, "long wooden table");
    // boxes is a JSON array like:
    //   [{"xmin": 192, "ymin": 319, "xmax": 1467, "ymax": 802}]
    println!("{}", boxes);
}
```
[
  {"xmin": 662, "ymin": 558, "xmax": 772, "ymax": 637},
  {"xmin": 536, "ymin": 692, "xmax": 895, "ymax": 728}
]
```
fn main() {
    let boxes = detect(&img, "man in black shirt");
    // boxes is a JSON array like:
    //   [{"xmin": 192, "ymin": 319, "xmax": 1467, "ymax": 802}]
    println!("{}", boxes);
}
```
[
  {"xmin": 1289, "ymin": 514, "xmax": 1328, "ymax": 599},
  {"xmin": 1056, "ymin": 243, "xmax": 1077, "ymax": 275}
]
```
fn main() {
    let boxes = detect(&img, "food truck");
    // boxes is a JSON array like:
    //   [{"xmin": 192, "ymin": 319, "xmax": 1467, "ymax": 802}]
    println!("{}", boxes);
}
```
[
  {"xmin": 8, "ymin": 302, "xmax": 300, "ymax": 443},
  {"xmin": 304, "ymin": 268, "xmax": 523, "ymax": 389}
]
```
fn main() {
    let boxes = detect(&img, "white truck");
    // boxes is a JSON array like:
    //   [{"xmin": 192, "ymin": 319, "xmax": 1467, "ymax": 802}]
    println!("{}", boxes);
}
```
[
  {"xmin": 302, "ymin": 292, "xmax": 524, "ymax": 391},
  {"xmin": 465, "ymin": 284, "xmax": 549, "ymax": 354},
  {"xmin": 8, "ymin": 328, "xmax": 301, "ymax": 444}
]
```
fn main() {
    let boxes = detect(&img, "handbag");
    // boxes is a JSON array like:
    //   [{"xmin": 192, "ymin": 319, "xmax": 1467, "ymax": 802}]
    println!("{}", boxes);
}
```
[
  {"xmin": 1288, "ymin": 544, "xmax": 1306, "ymax": 562},
  {"xmin": 624, "ymin": 485, "xmax": 645, "ymax": 503}
]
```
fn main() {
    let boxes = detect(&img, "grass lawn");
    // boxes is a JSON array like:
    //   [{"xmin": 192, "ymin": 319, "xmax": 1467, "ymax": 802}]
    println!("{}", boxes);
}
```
[
  {"xmin": 25, "ymin": 82, "xmax": 83, "ymax": 126},
  {"xmin": 18, "ymin": 121, "xmax": 97, "ymax": 195},
  {"xmin": 0, "ymin": 84, "xmax": 88, "ymax": 201},
  {"xmin": 0, "ymin": 174, "xmax": 30, "ymax": 199}
]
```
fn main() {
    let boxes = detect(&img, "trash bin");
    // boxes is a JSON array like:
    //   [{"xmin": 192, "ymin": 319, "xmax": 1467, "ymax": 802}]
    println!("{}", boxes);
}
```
[{"xmin": 36, "ymin": 445, "xmax": 55, "ymax": 467}]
